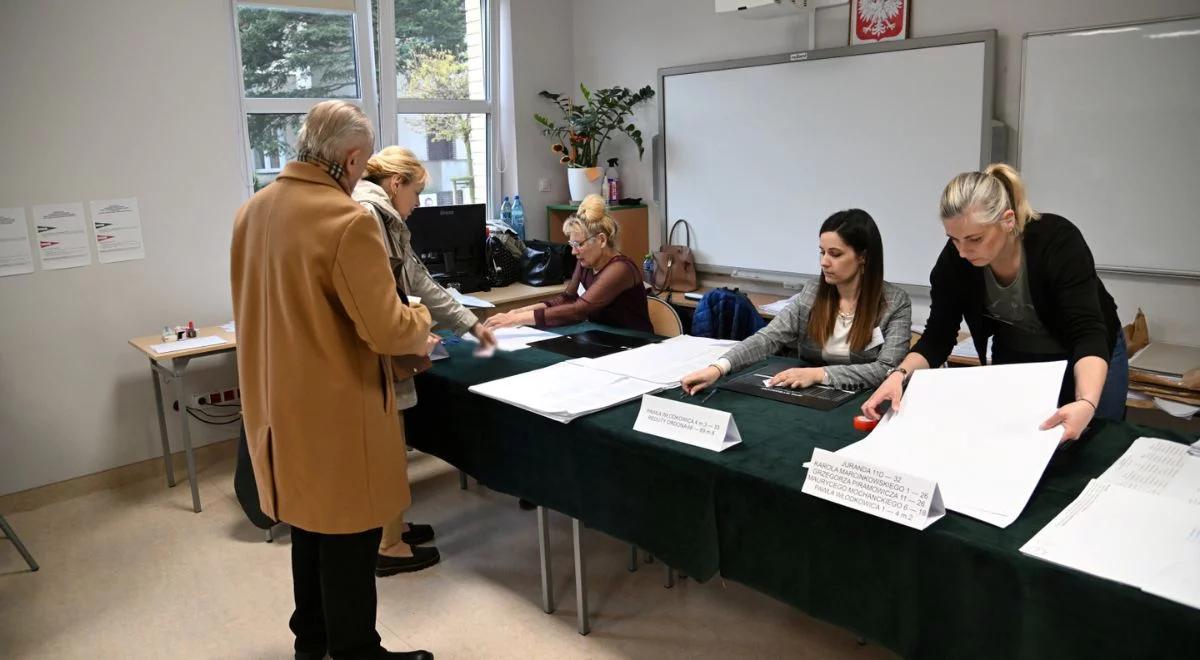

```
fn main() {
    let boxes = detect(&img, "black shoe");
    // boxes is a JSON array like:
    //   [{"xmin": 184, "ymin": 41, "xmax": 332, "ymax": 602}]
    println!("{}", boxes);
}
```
[
  {"xmin": 375, "ymin": 651, "xmax": 434, "ymax": 659},
  {"xmin": 376, "ymin": 545, "xmax": 440, "ymax": 577},
  {"xmin": 400, "ymin": 523, "xmax": 435, "ymax": 546},
  {"xmin": 518, "ymin": 498, "xmax": 536, "ymax": 511}
]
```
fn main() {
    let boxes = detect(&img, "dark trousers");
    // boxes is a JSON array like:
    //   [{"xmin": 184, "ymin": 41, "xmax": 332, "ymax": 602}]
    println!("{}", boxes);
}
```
[
  {"xmin": 994, "ymin": 332, "xmax": 1129, "ymax": 421},
  {"xmin": 290, "ymin": 525, "xmax": 384, "ymax": 660}
]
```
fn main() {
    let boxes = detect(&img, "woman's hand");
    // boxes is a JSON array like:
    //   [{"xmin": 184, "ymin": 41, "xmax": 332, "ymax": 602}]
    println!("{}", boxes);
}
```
[
  {"xmin": 680, "ymin": 366, "xmax": 722, "ymax": 395},
  {"xmin": 1040, "ymin": 400, "xmax": 1096, "ymax": 443},
  {"xmin": 483, "ymin": 312, "xmax": 519, "ymax": 329},
  {"xmin": 470, "ymin": 322, "xmax": 497, "ymax": 348},
  {"xmin": 862, "ymin": 371, "xmax": 905, "ymax": 420},
  {"xmin": 768, "ymin": 367, "xmax": 825, "ymax": 389}
]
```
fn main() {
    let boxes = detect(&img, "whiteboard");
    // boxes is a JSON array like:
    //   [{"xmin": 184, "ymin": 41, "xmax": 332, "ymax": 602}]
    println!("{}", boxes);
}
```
[
  {"xmin": 1019, "ymin": 16, "xmax": 1200, "ymax": 277},
  {"xmin": 661, "ymin": 33, "xmax": 993, "ymax": 287}
]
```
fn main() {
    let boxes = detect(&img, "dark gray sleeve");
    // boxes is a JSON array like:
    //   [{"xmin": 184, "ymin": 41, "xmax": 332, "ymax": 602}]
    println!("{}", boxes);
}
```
[{"xmin": 720, "ymin": 296, "xmax": 809, "ymax": 372}]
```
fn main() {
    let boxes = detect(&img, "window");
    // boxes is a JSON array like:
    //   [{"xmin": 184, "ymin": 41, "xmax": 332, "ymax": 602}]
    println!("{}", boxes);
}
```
[
  {"xmin": 234, "ymin": 1, "xmax": 378, "ymax": 191},
  {"xmin": 376, "ymin": 0, "xmax": 494, "ymax": 209},
  {"xmin": 232, "ymin": 1, "xmax": 496, "ymax": 210}
]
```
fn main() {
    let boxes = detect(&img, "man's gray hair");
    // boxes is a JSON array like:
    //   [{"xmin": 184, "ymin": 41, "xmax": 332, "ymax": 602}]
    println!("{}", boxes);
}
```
[{"xmin": 295, "ymin": 100, "xmax": 374, "ymax": 164}]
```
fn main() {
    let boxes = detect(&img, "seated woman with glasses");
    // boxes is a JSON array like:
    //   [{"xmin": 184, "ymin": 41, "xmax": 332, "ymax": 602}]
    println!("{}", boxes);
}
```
[
  {"xmin": 680, "ymin": 208, "xmax": 912, "ymax": 394},
  {"xmin": 484, "ymin": 194, "xmax": 652, "ymax": 332}
]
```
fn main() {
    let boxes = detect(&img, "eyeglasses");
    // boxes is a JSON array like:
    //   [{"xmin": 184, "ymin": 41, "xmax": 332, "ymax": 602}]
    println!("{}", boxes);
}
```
[{"xmin": 568, "ymin": 234, "xmax": 599, "ymax": 249}]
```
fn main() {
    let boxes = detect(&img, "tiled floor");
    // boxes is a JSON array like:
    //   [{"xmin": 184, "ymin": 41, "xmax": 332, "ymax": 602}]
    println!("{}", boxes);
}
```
[{"xmin": 0, "ymin": 448, "xmax": 896, "ymax": 660}]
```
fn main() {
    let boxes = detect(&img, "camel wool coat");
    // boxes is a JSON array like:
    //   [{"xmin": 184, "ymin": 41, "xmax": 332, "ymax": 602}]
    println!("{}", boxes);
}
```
[{"xmin": 231, "ymin": 161, "xmax": 432, "ymax": 534}]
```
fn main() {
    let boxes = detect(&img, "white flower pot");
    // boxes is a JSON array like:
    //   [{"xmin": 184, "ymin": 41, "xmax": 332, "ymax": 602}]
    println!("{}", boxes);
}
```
[{"xmin": 567, "ymin": 167, "xmax": 604, "ymax": 203}]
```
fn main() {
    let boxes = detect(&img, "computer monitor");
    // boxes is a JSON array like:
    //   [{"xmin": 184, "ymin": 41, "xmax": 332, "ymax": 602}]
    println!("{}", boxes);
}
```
[{"xmin": 405, "ymin": 203, "xmax": 490, "ymax": 293}]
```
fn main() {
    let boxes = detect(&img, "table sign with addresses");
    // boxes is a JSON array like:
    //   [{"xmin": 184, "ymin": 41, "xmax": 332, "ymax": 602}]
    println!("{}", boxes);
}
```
[
  {"xmin": 802, "ymin": 448, "xmax": 945, "ymax": 530},
  {"xmin": 633, "ymin": 394, "xmax": 742, "ymax": 452}
]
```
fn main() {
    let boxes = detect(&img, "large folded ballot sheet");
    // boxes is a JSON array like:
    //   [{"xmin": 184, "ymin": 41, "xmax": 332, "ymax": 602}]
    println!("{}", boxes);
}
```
[
  {"xmin": 839, "ymin": 361, "xmax": 1066, "ymax": 527},
  {"xmin": 569, "ymin": 334, "xmax": 739, "ymax": 385},
  {"xmin": 468, "ymin": 361, "xmax": 663, "ymax": 423}
]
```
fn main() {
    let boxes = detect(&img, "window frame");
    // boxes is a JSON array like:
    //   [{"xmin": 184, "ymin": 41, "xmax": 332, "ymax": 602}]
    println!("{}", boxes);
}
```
[
  {"xmin": 231, "ymin": 0, "xmax": 380, "ymax": 196},
  {"xmin": 376, "ymin": 0, "xmax": 498, "ymax": 213}
]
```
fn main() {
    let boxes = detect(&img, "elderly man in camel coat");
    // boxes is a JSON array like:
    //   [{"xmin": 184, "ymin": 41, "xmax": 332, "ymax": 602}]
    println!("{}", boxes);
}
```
[{"xmin": 231, "ymin": 100, "xmax": 435, "ymax": 660}]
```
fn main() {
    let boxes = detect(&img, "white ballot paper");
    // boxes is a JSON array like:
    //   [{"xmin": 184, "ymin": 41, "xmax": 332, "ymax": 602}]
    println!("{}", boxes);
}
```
[
  {"xmin": 90, "ymin": 198, "xmax": 146, "ymax": 263},
  {"xmin": 33, "ymin": 202, "xmax": 92, "ymax": 270},
  {"xmin": 0, "ymin": 207, "xmax": 35, "ymax": 276},
  {"xmin": 462, "ymin": 325, "xmax": 558, "ymax": 352},
  {"xmin": 839, "ymin": 361, "xmax": 1066, "ymax": 528},
  {"xmin": 803, "ymin": 448, "xmax": 945, "ymax": 530},
  {"xmin": 469, "ymin": 361, "xmax": 662, "ymax": 423},
  {"xmin": 1098, "ymin": 437, "xmax": 1200, "ymax": 506},
  {"xmin": 1021, "ymin": 480, "xmax": 1200, "ymax": 610},
  {"xmin": 575, "ymin": 334, "xmax": 739, "ymax": 385},
  {"xmin": 446, "ymin": 287, "xmax": 495, "ymax": 308},
  {"xmin": 633, "ymin": 394, "xmax": 742, "ymax": 452}
]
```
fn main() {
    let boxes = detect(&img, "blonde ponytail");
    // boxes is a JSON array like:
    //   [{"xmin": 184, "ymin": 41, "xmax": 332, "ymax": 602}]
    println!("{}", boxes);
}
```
[
  {"xmin": 563, "ymin": 194, "xmax": 620, "ymax": 249},
  {"xmin": 940, "ymin": 163, "xmax": 1041, "ymax": 232}
]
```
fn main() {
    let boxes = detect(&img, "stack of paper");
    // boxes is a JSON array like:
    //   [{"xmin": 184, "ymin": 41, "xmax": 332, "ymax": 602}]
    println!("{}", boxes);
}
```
[
  {"xmin": 1021, "ymin": 439, "xmax": 1200, "ymax": 610},
  {"xmin": 462, "ymin": 326, "xmax": 558, "ymax": 351},
  {"xmin": 468, "ymin": 361, "xmax": 663, "ymax": 423},
  {"xmin": 150, "ymin": 336, "xmax": 228, "ymax": 355},
  {"xmin": 570, "ymin": 335, "xmax": 739, "ymax": 385},
  {"xmin": 838, "ymin": 361, "xmax": 1066, "ymax": 527}
]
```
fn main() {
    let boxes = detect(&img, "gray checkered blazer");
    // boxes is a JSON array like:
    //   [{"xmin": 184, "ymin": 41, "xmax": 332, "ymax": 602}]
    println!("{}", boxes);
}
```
[{"xmin": 720, "ymin": 278, "xmax": 912, "ymax": 391}]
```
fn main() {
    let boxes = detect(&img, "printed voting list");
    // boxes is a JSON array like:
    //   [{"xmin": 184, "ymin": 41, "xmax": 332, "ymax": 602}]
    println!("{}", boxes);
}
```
[
  {"xmin": 1021, "ymin": 437, "xmax": 1200, "ymax": 610},
  {"xmin": 838, "ymin": 361, "xmax": 1066, "ymax": 528},
  {"xmin": 632, "ymin": 394, "xmax": 742, "ymax": 452},
  {"xmin": 802, "ymin": 448, "xmax": 945, "ymax": 530}
]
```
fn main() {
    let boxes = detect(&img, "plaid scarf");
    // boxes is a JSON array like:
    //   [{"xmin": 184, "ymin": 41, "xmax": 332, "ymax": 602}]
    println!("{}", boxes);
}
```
[{"xmin": 296, "ymin": 150, "xmax": 346, "ymax": 187}]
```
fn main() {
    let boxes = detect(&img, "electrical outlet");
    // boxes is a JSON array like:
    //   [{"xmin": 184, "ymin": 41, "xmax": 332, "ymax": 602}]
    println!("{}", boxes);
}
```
[
  {"xmin": 190, "ymin": 386, "xmax": 241, "ymax": 409},
  {"xmin": 538, "ymin": 178, "xmax": 551, "ymax": 192}
]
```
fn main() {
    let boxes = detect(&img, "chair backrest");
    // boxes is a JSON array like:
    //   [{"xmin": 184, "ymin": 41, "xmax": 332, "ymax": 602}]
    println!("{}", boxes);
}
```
[{"xmin": 647, "ymin": 295, "xmax": 683, "ymax": 338}]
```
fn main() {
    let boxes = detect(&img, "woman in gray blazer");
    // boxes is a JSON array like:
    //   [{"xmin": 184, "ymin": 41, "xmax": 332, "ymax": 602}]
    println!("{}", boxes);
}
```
[{"xmin": 681, "ymin": 209, "xmax": 911, "ymax": 394}]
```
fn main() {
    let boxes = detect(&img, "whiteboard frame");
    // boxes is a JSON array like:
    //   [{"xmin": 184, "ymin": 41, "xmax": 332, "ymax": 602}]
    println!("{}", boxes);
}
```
[
  {"xmin": 657, "ymin": 30, "xmax": 996, "ymax": 284},
  {"xmin": 1017, "ymin": 14, "xmax": 1200, "ymax": 281}
]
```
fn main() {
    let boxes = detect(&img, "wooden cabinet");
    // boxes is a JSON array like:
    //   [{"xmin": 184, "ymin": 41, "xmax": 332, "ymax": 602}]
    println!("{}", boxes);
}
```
[{"xmin": 546, "ymin": 204, "xmax": 650, "ymax": 264}]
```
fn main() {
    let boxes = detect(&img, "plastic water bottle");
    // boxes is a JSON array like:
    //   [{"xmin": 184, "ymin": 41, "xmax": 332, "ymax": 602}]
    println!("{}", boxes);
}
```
[
  {"xmin": 511, "ymin": 195, "xmax": 526, "ymax": 241},
  {"xmin": 642, "ymin": 254, "xmax": 655, "ymax": 284},
  {"xmin": 499, "ymin": 196, "xmax": 512, "ymax": 224}
]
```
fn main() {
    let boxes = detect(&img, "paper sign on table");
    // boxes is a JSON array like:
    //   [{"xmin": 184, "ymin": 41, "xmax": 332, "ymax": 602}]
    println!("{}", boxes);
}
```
[
  {"xmin": 632, "ymin": 394, "xmax": 742, "ymax": 452},
  {"xmin": 33, "ymin": 202, "xmax": 92, "ymax": 270},
  {"xmin": 90, "ymin": 198, "xmax": 145, "ymax": 264},
  {"xmin": 802, "ymin": 448, "xmax": 945, "ymax": 530},
  {"xmin": 0, "ymin": 207, "xmax": 34, "ymax": 277}
]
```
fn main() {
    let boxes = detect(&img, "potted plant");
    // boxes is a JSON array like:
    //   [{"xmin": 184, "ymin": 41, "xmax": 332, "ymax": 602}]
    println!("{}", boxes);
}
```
[{"xmin": 535, "ymin": 84, "xmax": 655, "ymax": 202}]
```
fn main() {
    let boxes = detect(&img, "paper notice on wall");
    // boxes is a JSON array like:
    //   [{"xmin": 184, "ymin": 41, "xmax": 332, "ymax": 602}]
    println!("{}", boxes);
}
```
[
  {"xmin": 0, "ymin": 207, "xmax": 35, "ymax": 277},
  {"xmin": 90, "ymin": 198, "xmax": 146, "ymax": 263},
  {"xmin": 32, "ymin": 203, "xmax": 92, "ymax": 270}
]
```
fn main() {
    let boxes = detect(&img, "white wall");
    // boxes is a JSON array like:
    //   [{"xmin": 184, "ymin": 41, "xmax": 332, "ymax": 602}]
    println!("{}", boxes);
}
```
[
  {"xmin": 0, "ymin": 0, "xmax": 246, "ymax": 495},
  {"xmin": 502, "ymin": 0, "xmax": 576, "ymax": 240},
  {"xmin": 567, "ymin": 0, "xmax": 1200, "ymax": 344}
]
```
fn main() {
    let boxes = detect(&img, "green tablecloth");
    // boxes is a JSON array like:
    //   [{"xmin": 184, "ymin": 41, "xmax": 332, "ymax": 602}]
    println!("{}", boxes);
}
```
[{"xmin": 405, "ymin": 323, "xmax": 1200, "ymax": 659}]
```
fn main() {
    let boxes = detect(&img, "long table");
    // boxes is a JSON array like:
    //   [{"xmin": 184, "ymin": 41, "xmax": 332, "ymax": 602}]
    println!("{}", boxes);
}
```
[{"xmin": 404, "ymin": 323, "xmax": 1200, "ymax": 659}]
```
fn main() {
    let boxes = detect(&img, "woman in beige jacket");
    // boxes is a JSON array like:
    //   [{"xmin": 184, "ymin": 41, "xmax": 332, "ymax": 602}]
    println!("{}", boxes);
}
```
[
  {"xmin": 354, "ymin": 146, "xmax": 496, "ymax": 576},
  {"xmin": 232, "ymin": 101, "xmax": 434, "ymax": 660}
]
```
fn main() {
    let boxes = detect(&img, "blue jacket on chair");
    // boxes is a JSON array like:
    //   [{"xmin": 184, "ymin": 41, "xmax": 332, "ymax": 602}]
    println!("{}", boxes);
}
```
[{"xmin": 691, "ymin": 288, "xmax": 766, "ymax": 340}]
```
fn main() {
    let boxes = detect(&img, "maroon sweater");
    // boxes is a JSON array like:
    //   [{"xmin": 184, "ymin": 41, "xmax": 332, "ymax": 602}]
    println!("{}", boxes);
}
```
[{"xmin": 534, "ymin": 255, "xmax": 652, "ymax": 332}]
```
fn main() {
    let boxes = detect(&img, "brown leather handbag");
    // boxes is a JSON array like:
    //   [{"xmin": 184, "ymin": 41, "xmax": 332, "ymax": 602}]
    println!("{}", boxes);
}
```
[{"xmin": 652, "ymin": 219, "xmax": 698, "ymax": 293}]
